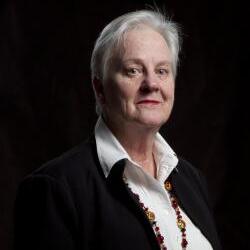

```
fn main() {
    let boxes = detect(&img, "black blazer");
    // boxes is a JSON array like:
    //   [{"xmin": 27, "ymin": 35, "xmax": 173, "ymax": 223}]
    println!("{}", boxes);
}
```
[{"xmin": 14, "ymin": 138, "xmax": 221, "ymax": 250}]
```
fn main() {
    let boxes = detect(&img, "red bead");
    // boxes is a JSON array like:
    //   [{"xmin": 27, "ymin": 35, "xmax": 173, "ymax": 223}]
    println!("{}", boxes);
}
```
[
  {"xmin": 172, "ymin": 200, "xmax": 178, "ymax": 208},
  {"xmin": 157, "ymin": 235, "xmax": 164, "ymax": 244},
  {"xmin": 181, "ymin": 239, "xmax": 188, "ymax": 247}
]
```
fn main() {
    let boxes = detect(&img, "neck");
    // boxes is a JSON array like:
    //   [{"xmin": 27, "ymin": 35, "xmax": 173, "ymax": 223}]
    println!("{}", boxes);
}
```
[{"xmin": 105, "ymin": 118, "xmax": 159, "ymax": 177}]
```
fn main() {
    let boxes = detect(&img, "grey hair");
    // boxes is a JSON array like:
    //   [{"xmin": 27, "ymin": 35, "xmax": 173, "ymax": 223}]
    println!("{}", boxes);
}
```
[{"xmin": 90, "ymin": 9, "xmax": 182, "ymax": 114}]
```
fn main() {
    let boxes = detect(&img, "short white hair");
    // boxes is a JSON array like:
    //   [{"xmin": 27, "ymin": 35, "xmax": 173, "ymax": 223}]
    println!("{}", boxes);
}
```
[{"xmin": 90, "ymin": 9, "xmax": 182, "ymax": 114}]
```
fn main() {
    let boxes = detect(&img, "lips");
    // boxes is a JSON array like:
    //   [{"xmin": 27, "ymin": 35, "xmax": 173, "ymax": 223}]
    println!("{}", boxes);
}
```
[{"xmin": 136, "ymin": 99, "xmax": 161, "ymax": 104}]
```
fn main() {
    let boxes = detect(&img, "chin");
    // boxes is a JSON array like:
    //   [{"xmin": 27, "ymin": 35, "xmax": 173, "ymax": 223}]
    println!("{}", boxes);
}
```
[
  {"xmin": 133, "ymin": 107, "xmax": 172, "ymax": 127},
  {"xmin": 136, "ymin": 115, "xmax": 169, "ymax": 129}
]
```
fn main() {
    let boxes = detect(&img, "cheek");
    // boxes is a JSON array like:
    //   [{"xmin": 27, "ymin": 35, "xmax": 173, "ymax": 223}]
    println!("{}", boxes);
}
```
[
  {"xmin": 103, "ymin": 83, "xmax": 129, "ymax": 111},
  {"xmin": 167, "ymin": 79, "xmax": 175, "ymax": 97},
  {"xmin": 162, "ymin": 82, "xmax": 175, "ymax": 101},
  {"xmin": 103, "ymin": 80, "xmax": 120, "ymax": 100},
  {"xmin": 170, "ymin": 86, "xmax": 175, "ymax": 100},
  {"xmin": 113, "ymin": 82, "xmax": 137, "ymax": 103},
  {"xmin": 104, "ymin": 73, "xmax": 139, "ymax": 106}
]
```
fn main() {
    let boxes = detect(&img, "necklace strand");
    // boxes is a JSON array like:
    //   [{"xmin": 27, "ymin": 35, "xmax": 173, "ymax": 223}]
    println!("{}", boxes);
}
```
[{"xmin": 124, "ymin": 177, "xmax": 188, "ymax": 249}]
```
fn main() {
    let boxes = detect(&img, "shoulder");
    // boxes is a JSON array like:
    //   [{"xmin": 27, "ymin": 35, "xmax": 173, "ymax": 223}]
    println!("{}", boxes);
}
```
[
  {"xmin": 176, "ymin": 157, "xmax": 206, "ymax": 182},
  {"xmin": 177, "ymin": 157, "xmax": 203, "ymax": 182},
  {"xmin": 23, "ymin": 137, "xmax": 102, "ymax": 187},
  {"xmin": 175, "ymin": 157, "xmax": 211, "ymax": 208},
  {"xmin": 16, "ymin": 137, "xmax": 104, "ymax": 210}
]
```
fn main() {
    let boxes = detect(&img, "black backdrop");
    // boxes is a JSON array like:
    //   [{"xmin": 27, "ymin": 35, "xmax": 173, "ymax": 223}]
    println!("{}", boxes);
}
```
[{"xmin": 1, "ymin": 0, "xmax": 249, "ymax": 249}]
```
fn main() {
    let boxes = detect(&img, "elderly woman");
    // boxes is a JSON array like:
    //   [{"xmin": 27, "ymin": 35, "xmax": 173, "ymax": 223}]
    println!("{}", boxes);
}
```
[{"xmin": 14, "ymin": 10, "xmax": 221, "ymax": 250}]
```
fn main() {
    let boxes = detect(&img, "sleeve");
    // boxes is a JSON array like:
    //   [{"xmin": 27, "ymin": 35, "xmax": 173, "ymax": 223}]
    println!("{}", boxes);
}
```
[{"xmin": 14, "ymin": 175, "xmax": 79, "ymax": 250}]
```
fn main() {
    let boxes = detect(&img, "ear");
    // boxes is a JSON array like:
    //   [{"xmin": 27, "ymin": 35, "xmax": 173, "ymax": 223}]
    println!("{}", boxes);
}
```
[{"xmin": 92, "ymin": 77, "xmax": 105, "ymax": 104}]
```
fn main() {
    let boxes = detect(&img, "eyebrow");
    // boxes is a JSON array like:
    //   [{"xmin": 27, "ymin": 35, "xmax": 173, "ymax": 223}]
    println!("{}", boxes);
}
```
[{"xmin": 123, "ymin": 58, "xmax": 172, "ymax": 66}]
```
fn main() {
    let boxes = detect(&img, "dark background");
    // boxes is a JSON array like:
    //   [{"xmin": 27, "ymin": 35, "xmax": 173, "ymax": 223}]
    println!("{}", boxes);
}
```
[{"xmin": 1, "ymin": 0, "xmax": 249, "ymax": 249}]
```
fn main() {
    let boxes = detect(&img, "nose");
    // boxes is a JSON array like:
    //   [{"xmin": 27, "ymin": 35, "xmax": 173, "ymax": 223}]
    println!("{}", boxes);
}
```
[{"xmin": 140, "ymin": 71, "xmax": 159, "ymax": 93}]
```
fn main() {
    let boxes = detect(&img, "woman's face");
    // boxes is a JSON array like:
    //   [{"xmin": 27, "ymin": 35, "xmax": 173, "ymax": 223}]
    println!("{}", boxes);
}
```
[{"xmin": 100, "ymin": 27, "xmax": 175, "ymax": 131}]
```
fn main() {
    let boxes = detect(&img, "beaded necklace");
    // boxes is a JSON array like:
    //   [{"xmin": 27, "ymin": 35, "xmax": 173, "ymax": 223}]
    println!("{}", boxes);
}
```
[{"xmin": 124, "ymin": 178, "xmax": 188, "ymax": 250}]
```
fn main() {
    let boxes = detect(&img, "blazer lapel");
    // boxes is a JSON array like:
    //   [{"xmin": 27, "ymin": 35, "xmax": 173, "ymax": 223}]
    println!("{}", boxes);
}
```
[
  {"xmin": 170, "ymin": 167, "xmax": 221, "ymax": 250},
  {"xmin": 106, "ymin": 159, "xmax": 160, "ymax": 250}
]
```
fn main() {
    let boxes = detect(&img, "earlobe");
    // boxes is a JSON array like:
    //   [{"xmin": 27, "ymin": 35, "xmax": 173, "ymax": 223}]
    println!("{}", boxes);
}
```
[{"xmin": 92, "ymin": 77, "xmax": 105, "ymax": 104}]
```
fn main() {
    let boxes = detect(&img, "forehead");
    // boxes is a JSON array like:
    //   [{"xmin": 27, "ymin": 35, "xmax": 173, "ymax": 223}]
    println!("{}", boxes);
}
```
[{"xmin": 118, "ymin": 27, "xmax": 172, "ymax": 63}]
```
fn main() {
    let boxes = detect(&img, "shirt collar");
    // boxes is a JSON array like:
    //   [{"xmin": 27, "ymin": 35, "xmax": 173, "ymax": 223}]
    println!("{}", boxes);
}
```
[{"xmin": 94, "ymin": 116, "xmax": 178, "ymax": 180}]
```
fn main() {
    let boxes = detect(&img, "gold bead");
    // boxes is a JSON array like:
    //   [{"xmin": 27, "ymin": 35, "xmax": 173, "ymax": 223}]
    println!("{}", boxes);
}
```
[
  {"xmin": 177, "ymin": 219, "xmax": 186, "ymax": 230},
  {"xmin": 145, "ymin": 211, "xmax": 155, "ymax": 222},
  {"xmin": 165, "ymin": 181, "xmax": 172, "ymax": 191}
]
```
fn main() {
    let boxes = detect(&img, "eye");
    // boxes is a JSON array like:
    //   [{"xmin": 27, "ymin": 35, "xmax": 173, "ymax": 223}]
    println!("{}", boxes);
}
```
[
  {"xmin": 157, "ymin": 68, "xmax": 169, "ymax": 75},
  {"xmin": 126, "ymin": 67, "xmax": 142, "ymax": 77}
]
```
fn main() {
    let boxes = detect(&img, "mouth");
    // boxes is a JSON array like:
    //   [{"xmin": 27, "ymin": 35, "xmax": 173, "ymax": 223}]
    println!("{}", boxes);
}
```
[{"xmin": 136, "ymin": 100, "xmax": 161, "ymax": 105}]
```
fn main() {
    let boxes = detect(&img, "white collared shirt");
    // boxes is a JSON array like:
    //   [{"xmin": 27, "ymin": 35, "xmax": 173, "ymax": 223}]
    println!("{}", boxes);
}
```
[{"xmin": 95, "ymin": 116, "xmax": 213, "ymax": 250}]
